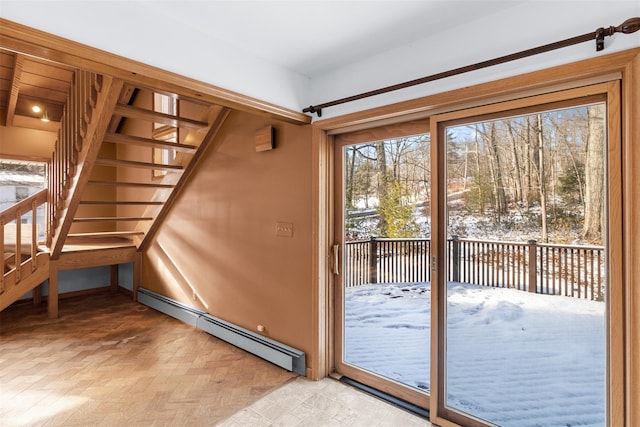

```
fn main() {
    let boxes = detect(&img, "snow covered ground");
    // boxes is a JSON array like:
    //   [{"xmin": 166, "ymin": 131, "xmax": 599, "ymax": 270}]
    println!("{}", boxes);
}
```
[{"xmin": 344, "ymin": 282, "xmax": 605, "ymax": 427}]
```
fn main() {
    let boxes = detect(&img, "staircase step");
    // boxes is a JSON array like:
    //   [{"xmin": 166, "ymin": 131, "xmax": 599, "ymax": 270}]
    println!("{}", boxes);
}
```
[
  {"xmin": 95, "ymin": 158, "xmax": 184, "ymax": 171},
  {"xmin": 73, "ymin": 216, "xmax": 154, "ymax": 222},
  {"xmin": 80, "ymin": 200, "xmax": 164, "ymax": 206},
  {"xmin": 114, "ymin": 105, "xmax": 208, "ymax": 130},
  {"xmin": 67, "ymin": 231, "xmax": 145, "ymax": 238},
  {"xmin": 88, "ymin": 180, "xmax": 175, "ymax": 189},
  {"xmin": 103, "ymin": 133, "xmax": 197, "ymax": 153}
]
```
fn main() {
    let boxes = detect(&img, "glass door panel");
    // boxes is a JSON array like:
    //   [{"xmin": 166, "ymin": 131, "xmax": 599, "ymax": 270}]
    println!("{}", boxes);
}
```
[
  {"xmin": 443, "ymin": 103, "xmax": 607, "ymax": 426},
  {"xmin": 336, "ymin": 131, "xmax": 431, "ymax": 406}
]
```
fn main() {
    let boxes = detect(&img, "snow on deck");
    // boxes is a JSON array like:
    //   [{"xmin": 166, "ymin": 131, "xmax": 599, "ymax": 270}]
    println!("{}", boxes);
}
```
[{"xmin": 344, "ymin": 282, "xmax": 605, "ymax": 426}]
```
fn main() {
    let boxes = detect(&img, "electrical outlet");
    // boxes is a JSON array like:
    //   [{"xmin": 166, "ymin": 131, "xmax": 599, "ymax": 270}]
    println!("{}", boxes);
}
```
[{"xmin": 276, "ymin": 222, "xmax": 294, "ymax": 237}]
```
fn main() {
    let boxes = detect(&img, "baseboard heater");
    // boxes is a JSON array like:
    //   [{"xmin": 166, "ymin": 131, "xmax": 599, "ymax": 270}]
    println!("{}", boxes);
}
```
[{"xmin": 137, "ymin": 288, "xmax": 306, "ymax": 376}]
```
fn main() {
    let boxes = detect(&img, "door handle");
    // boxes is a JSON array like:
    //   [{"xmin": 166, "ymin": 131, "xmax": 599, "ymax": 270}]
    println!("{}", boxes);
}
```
[{"xmin": 332, "ymin": 244, "xmax": 340, "ymax": 275}]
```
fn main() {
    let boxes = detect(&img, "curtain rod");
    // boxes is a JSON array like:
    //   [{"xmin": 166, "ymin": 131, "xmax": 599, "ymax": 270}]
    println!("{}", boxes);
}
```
[{"xmin": 303, "ymin": 17, "xmax": 640, "ymax": 117}]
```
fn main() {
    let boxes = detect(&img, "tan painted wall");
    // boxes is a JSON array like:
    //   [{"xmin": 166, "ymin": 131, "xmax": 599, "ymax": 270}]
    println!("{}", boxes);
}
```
[
  {"xmin": 0, "ymin": 125, "xmax": 56, "ymax": 159},
  {"xmin": 142, "ymin": 109, "xmax": 314, "ymax": 372}
]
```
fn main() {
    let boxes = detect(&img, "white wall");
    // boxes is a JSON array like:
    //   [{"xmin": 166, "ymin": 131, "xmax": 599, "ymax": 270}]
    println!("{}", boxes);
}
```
[
  {"xmin": 309, "ymin": 1, "xmax": 640, "ymax": 119},
  {"xmin": 0, "ymin": 0, "xmax": 310, "ymax": 112},
  {"xmin": 1, "ymin": 1, "xmax": 637, "ymax": 119}
]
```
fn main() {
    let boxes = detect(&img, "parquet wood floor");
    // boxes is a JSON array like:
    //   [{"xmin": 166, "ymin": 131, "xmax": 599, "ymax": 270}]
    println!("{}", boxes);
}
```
[{"xmin": 0, "ymin": 291, "xmax": 296, "ymax": 426}]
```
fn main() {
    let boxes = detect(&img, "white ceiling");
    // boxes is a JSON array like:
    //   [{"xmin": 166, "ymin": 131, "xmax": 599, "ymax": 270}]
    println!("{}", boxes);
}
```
[
  {"xmin": 136, "ymin": 0, "xmax": 524, "ymax": 78},
  {"xmin": 2, "ymin": 0, "xmax": 637, "ymax": 115}
]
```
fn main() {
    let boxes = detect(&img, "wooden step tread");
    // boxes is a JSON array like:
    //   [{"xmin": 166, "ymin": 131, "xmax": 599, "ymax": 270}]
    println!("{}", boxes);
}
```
[
  {"xmin": 67, "ymin": 231, "xmax": 145, "ymax": 238},
  {"xmin": 73, "ymin": 217, "xmax": 154, "ymax": 222},
  {"xmin": 95, "ymin": 158, "xmax": 183, "ymax": 171},
  {"xmin": 114, "ymin": 105, "xmax": 209, "ymax": 130},
  {"xmin": 80, "ymin": 200, "xmax": 164, "ymax": 206},
  {"xmin": 88, "ymin": 180, "xmax": 175, "ymax": 189},
  {"xmin": 104, "ymin": 133, "xmax": 197, "ymax": 153}
]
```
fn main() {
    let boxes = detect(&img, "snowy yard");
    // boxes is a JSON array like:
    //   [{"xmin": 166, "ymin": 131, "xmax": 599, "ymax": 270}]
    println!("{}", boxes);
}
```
[{"xmin": 344, "ymin": 282, "xmax": 605, "ymax": 427}]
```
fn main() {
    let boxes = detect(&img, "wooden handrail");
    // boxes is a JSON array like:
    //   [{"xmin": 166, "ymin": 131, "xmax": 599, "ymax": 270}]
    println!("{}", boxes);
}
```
[
  {"xmin": 1, "ymin": 188, "xmax": 48, "ymax": 291},
  {"xmin": 0, "ymin": 189, "xmax": 48, "ymax": 221}
]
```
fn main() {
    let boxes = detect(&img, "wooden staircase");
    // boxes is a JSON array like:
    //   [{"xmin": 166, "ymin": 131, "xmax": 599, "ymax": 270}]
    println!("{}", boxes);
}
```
[{"xmin": 1, "ymin": 70, "xmax": 230, "ymax": 316}]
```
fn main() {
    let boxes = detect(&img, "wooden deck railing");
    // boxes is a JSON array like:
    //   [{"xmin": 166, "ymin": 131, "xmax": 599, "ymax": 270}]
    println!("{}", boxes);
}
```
[
  {"xmin": 1, "ymin": 189, "xmax": 48, "ymax": 294},
  {"xmin": 344, "ymin": 237, "xmax": 605, "ymax": 301},
  {"xmin": 48, "ymin": 70, "xmax": 103, "ymax": 246}
]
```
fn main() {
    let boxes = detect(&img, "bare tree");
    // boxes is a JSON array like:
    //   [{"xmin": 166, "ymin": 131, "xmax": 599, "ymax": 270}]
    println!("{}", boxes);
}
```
[
  {"xmin": 535, "ymin": 114, "xmax": 549, "ymax": 242},
  {"xmin": 582, "ymin": 104, "xmax": 605, "ymax": 243}
]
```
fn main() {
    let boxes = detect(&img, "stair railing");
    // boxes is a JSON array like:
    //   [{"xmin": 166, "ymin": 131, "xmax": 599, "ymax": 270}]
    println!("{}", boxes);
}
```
[
  {"xmin": 1, "ymin": 188, "xmax": 48, "ymax": 294},
  {"xmin": 48, "ymin": 70, "xmax": 103, "ymax": 246}
]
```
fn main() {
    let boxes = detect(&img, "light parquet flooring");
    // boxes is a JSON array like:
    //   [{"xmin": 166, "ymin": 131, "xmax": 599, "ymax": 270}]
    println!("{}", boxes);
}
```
[{"xmin": 0, "ymin": 291, "xmax": 296, "ymax": 426}]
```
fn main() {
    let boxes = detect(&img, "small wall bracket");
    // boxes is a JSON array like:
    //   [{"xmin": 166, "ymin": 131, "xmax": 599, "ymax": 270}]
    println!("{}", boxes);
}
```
[
  {"xmin": 306, "ymin": 105, "xmax": 322, "ymax": 117},
  {"xmin": 595, "ymin": 27, "xmax": 606, "ymax": 51}
]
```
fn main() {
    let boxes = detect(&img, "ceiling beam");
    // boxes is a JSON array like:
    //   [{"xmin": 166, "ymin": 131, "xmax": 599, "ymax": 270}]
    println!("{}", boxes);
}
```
[{"xmin": 6, "ymin": 52, "xmax": 23, "ymax": 126}]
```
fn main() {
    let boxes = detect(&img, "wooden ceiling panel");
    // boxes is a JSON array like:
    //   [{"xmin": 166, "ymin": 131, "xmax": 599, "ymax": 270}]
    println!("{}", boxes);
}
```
[
  {"xmin": 20, "ymin": 71, "xmax": 71, "ymax": 93},
  {"xmin": 0, "ymin": 65, "xmax": 12, "ymax": 80},
  {"xmin": 0, "ymin": 48, "xmax": 74, "ymax": 131},
  {"xmin": 0, "ymin": 51, "xmax": 13, "ymax": 111},
  {"xmin": 16, "ymin": 94, "xmax": 64, "ymax": 121},
  {"xmin": 17, "ymin": 83, "xmax": 68, "ymax": 104},
  {"xmin": 22, "ymin": 59, "xmax": 74, "ymax": 83},
  {"xmin": 0, "ymin": 51, "xmax": 14, "ymax": 68}
]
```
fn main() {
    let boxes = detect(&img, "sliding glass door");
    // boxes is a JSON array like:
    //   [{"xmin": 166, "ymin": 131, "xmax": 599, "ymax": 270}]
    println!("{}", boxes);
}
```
[
  {"xmin": 434, "ymin": 83, "xmax": 620, "ymax": 426},
  {"xmin": 334, "ymin": 121, "xmax": 431, "ymax": 409},
  {"xmin": 332, "ymin": 83, "xmax": 622, "ymax": 426}
]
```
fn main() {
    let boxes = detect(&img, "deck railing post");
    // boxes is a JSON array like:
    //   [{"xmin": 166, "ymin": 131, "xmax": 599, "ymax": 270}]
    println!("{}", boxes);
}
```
[
  {"xmin": 452, "ymin": 235, "xmax": 460, "ymax": 283},
  {"xmin": 528, "ymin": 240, "xmax": 538, "ymax": 293},
  {"xmin": 368, "ymin": 236, "xmax": 378, "ymax": 284}
]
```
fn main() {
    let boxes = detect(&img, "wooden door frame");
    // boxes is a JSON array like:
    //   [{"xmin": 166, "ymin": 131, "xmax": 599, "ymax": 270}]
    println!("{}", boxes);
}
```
[
  {"xmin": 430, "ymin": 82, "xmax": 621, "ymax": 427},
  {"xmin": 311, "ymin": 48, "xmax": 639, "ymax": 426}
]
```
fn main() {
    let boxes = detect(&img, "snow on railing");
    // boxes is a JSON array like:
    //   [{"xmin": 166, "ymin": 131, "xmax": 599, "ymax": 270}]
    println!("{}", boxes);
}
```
[{"xmin": 344, "ymin": 237, "xmax": 605, "ymax": 301}]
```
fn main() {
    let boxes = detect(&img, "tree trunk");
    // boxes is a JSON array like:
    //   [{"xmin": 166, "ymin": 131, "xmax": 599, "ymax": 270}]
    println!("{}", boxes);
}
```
[
  {"xmin": 375, "ymin": 141, "xmax": 389, "ymax": 234},
  {"xmin": 582, "ymin": 104, "xmax": 605, "ymax": 243},
  {"xmin": 345, "ymin": 147, "xmax": 356, "ymax": 209},
  {"xmin": 507, "ymin": 122, "xmax": 523, "ymax": 205},
  {"xmin": 487, "ymin": 122, "xmax": 507, "ymax": 219},
  {"xmin": 536, "ymin": 114, "xmax": 548, "ymax": 242},
  {"xmin": 474, "ymin": 125, "xmax": 485, "ymax": 214}
]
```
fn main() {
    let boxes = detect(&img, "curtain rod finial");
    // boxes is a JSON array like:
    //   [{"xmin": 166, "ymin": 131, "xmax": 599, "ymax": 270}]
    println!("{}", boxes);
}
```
[{"xmin": 617, "ymin": 17, "xmax": 640, "ymax": 34}]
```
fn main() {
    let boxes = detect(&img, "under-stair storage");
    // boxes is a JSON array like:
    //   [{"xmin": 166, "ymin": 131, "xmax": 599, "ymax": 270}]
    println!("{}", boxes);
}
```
[{"xmin": 1, "ymin": 61, "xmax": 230, "ymax": 314}]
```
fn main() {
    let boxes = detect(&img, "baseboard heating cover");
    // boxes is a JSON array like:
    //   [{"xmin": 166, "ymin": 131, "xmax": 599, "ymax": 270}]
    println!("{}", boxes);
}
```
[{"xmin": 137, "ymin": 288, "xmax": 306, "ymax": 376}]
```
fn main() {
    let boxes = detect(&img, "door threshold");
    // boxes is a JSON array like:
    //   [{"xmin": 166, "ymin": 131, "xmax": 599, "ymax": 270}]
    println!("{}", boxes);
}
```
[{"xmin": 338, "ymin": 376, "xmax": 430, "ymax": 419}]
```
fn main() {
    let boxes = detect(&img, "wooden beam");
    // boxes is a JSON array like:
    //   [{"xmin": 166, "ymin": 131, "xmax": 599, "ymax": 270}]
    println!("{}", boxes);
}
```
[
  {"xmin": 113, "ymin": 105, "xmax": 208, "ymax": 130},
  {"xmin": 103, "ymin": 132, "xmax": 197, "ymax": 153},
  {"xmin": 50, "ymin": 77, "xmax": 125, "ymax": 259},
  {"xmin": 107, "ymin": 83, "xmax": 136, "ymax": 132},
  {"xmin": 110, "ymin": 264, "xmax": 118, "ymax": 292},
  {"xmin": 73, "ymin": 217, "xmax": 153, "ymax": 222},
  {"xmin": 47, "ymin": 259, "xmax": 58, "ymax": 318},
  {"xmin": 95, "ymin": 158, "xmax": 184, "ymax": 171},
  {"xmin": 80, "ymin": 200, "xmax": 164, "ymax": 206},
  {"xmin": 57, "ymin": 246, "xmax": 136, "ymax": 270},
  {"xmin": 88, "ymin": 180, "xmax": 175, "ymax": 189},
  {"xmin": 133, "ymin": 251, "xmax": 141, "ymax": 302},
  {"xmin": 68, "ymin": 231, "xmax": 145, "ymax": 238},
  {"xmin": 138, "ymin": 106, "xmax": 231, "ymax": 250},
  {"xmin": 6, "ymin": 52, "xmax": 24, "ymax": 127}
]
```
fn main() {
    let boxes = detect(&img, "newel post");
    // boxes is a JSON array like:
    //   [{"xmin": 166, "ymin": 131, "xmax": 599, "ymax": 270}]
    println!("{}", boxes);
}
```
[
  {"xmin": 368, "ymin": 236, "xmax": 378, "ymax": 284},
  {"xmin": 528, "ymin": 240, "xmax": 538, "ymax": 293}
]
